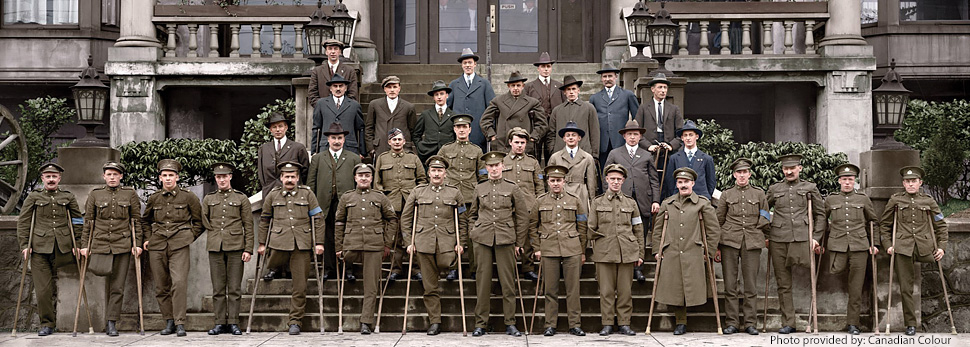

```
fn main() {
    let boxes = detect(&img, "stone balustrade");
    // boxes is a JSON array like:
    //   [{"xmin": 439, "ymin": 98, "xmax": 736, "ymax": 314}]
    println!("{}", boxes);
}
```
[{"xmin": 156, "ymin": 17, "xmax": 309, "ymax": 59}]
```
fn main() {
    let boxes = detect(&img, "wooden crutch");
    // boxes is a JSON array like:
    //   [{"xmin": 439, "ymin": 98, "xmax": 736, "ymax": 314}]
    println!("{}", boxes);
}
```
[
  {"xmin": 337, "ymin": 258, "xmax": 346, "ymax": 335},
  {"xmin": 514, "ymin": 254, "xmax": 529, "ymax": 335},
  {"xmin": 72, "ymin": 217, "xmax": 97, "ymax": 337},
  {"xmin": 12, "ymin": 211, "xmax": 35, "ymax": 337},
  {"xmin": 926, "ymin": 211, "xmax": 958, "ymax": 335},
  {"xmin": 699, "ymin": 211, "xmax": 723, "ymax": 335},
  {"xmin": 310, "ymin": 216, "xmax": 325, "ymax": 334},
  {"xmin": 455, "ymin": 208, "xmax": 468, "ymax": 337},
  {"xmin": 806, "ymin": 197, "xmax": 818, "ymax": 334},
  {"xmin": 884, "ymin": 208, "xmax": 897, "ymax": 335},
  {"xmin": 129, "ymin": 220, "xmax": 145, "ymax": 335},
  {"xmin": 762, "ymin": 248, "xmax": 772, "ymax": 333},
  {"xmin": 401, "ymin": 206, "xmax": 418, "ymax": 334},
  {"xmin": 374, "ymin": 264, "xmax": 393, "ymax": 333},
  {"xmin": 645, "ymin": 212, "xmax": 668, "ymax": 335},
  {"xmin": 66, "ymin": 215, "xmax": 95, "ymax": 335},
  {"xmin": 869, "ymin": 221, "xmax": 880, "ymax": 335},
  {"xmin": 529, "ymin": 258, "xmax": 542, "ymax": 335},
  {"xmin": 246, "ymin": 219, "xmax": 273, "ymax": 335}
]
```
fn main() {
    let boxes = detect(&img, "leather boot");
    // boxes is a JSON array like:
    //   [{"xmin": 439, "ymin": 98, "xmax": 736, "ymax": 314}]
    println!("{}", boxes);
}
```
[
  {"xmin": 106, "ymin": 321, "xmax": 119, "ymax": 337},
  {"xmin": 160, "ymin": 319, "xmax": 176, "ymax": 335}
]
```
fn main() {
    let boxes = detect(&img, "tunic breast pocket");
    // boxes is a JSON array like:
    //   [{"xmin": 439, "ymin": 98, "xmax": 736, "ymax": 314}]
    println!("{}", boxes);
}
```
[
  {"xmin": 539, "ymin": 205, "xmax": 554, "ymax": 221},
  {"xmin": 401, "ymin": 163, "xmax": 418, "ymax": 180},
  {"xmin": 562, "ymin": 204, "xmax": 578, "ymax": 223},
  {"xmin": 618, "ymin": 206, "xmax": 635, "ymax": 227},
  {"xmin": 172, "ymin": 204, "xmax": 189, "ymax": 220}
]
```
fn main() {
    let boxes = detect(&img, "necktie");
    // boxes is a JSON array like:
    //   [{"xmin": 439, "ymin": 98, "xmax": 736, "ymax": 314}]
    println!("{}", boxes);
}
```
[
  {"xmin": 466, "ymin": 77, "xmax": 471, "ymax": 87},
  {"xmin": 570, "ymin": 150, "xmax": 574, "ymax": 158},
  {"xmin": 336, "ymin": 99, "xmax": 341, "ymax": 109},
  {"xmin": 275, "ymin": 139, "xmax": 281, "ymax": 152},
  {"xmin": 438, "ymin": 107, "xmax": 444, "ymax": 119},
  {"xmin": 543, "ymin": 78, "xmax": 548, "ymax": 86},
  {"xmin": 657, "ymin": 102, "xmax": 664, "ymax": 129},
  {"xmin": 607, "ymin": 88, "xmax": 613, "ymax": 99},
  {"xmin": 630, "ymin": 148, "xmax": 636, "ymax": 159},
  {"xmin": 333, "ymin": 153, "xmax": 339, "ymax": 162},
  {"xmin": 687, "ymin": 151, "xmax": 694, "ymax": 164},
  {"xmin": 331, "ymin": 65, "xmax": 336, "ymax": 76}
]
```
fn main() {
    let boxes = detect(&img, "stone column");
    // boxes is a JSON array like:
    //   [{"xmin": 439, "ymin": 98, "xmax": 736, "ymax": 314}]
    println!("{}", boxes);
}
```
[
  {"xmin": 116, "ymin": 0, "xmax": 161, "ymax": 47},
  {"xmin": 815, "ymin": 71, "xmax": 873, "ymax": 165},
  {"xmin": 603, "ymin": 0, "xmax": 637, "ymax": 65},
  {"xmin": 343, "ymin": 0, "xmax": 378, "ymax": 83},
  {"xmin": 819, "ymin": 0, "xmax": 867, "ymax": 46}
]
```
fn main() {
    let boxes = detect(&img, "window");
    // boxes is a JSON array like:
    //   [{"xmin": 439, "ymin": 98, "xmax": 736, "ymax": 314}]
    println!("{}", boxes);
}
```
[
  {"xmin": 3, "ymin": 0, "xmax": 78, "ymax": 25},
  {"xmin": 101, "ymin": 0, "xmax": 117, "ymax": 26},
  {"xmin": 861, "ymin": 0, "xmax": 877, "ymax": 24},
  {"xmin": 901, "ymin": 0, "xmax": 970, "ymax": 21}
]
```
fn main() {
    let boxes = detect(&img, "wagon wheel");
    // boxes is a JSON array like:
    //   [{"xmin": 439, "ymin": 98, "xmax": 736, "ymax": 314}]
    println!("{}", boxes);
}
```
[{"xmin": 0, "ymin": 105, "xmax": 29, "ymax": 214}]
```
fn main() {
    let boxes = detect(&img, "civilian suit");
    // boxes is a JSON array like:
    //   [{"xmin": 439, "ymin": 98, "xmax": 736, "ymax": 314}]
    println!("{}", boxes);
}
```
[
  {"xmin": 447, "ymin": 48, "xmax": 496, "ymax": 149},
  {"xmin": 662, "ymin": 121, "xmax": 716, "ymax": 201},
  {"xmin": 590, "ymin": 63, "xmax": 639, "ymax": 170},
  {"xmin": 311, "ymin": 73, "xmax": 364, "ymax": 155}
]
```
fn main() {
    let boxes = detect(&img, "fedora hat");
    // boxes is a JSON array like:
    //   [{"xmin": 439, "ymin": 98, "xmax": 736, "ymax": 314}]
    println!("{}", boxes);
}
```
[
  {"xmin": 533, "ymin": 52, "xmax": 555, "ymax": 66},
  {"xmin": 559, "ymin": 75, "xmax": 583, "ymax": 90},
  {"xmin": 427, "ymin": 80, "xmax": 452, "ymax": 96},
  {"xmin": 675, "ymin": 120, "xmax": 703, "ymax": 139},
  {"xmin": 457, "ymin": 47, "xmax": 479, "ymax": 62},
  {"xmin": 596, "ymin": 62, "xmax": 621, "ymax": 75},
  {"xmin": 647, "ymin": 73, "xmax": 671, "ymax": 87},
  {"xmin": 505, "ymin": 71, "xmax": 527, "ymax": 84},
  {"xmin": 557, "ymin": 121, "xmax": 586, "ymax": 138},
  {"xmin": 618, "ymin": 119, "xmax": 646, "ymax": 135},
  {"xmin": 323, "ymin": 122, "xmax": 349, "ymax": 136},
  {"xmin": 326, "ymin": 73, "xmax": 350, "ymax": 86}
]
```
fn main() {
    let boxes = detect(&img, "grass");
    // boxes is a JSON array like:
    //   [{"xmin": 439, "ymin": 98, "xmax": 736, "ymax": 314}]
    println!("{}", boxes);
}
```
[{"xmin": 941, "ymin": 199, "xmax": 970, "ymax": 217}]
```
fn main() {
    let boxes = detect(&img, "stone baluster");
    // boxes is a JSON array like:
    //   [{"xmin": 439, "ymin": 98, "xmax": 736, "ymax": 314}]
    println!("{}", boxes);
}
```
[
  {"xmin": 252, "ymin": 24, "xmax": 262, "ymax": 58},
  {"xmin": 699, "ymin": 21, "xmax": 709, "ymax": 55},
  {"xmin": 165, "ymin": 24, "xmax": 177, "ymax": 57},
  {"xmin": 294, "ymin": 24, "xmax": 304, "ymax": 58},
  {"xmin": 272, "ymin": 24, "xmax": 283, "ymax": 58},
  {"xmin": 187, "ymin": 24, "xmax": 199, "ymax": 58},
  {"xmin": 678, "ymin": 22, "xmax": 688, "ymax": 55},
  {"xmin": 208, "ymin": 24, "xmax": 220, "ymax": 57},
  {"xmin": 762, "ymin": 21, "xmax": 773, "ymax": 54},
  {"xmin": 720, "ymin": 22, "xmax": 730, "ymax": 54},
  {"xmin": 741, "ymin": 21, "xmax": 752, "ymax": 54},
  {"xmin": 805, "ymin": 20, "xmax": 816, "ymax": 54},
  {"xmin": 783, "ymin": 21, "xmax": 794, "ymax": 54},
  {"xmin": 229, "ymin": 24, "xmax": 240, "ymax": 57}
]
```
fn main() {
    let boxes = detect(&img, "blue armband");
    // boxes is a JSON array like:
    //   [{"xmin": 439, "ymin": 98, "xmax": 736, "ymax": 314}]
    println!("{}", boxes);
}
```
[
  {"xmin": 457, "ymin": 206, "xmax": 467, "ymax": 214},
  {"xmin": 537, "ymin": 173, "xmax": 544, "ymax": 180},
  {"xmin": 576, "ymin": 214, "xmax": 587, "ymax": 222},
  {"xmin": 478, "ymin": 168, "xmax": 487, "ymax": 175},
  {"xmin": 934, "ymin": 213, "xmax": 945, "ymax": 222},
  {"xmin": 759, "ymin": 209, "xmax": 771, "ymax": 221},
  {"xmin": 308, "ymin": 206, "xmax": 323, "ymax": 216},
  {"xmin": 72, "ymin": 217, "xmax": 84, "ymax": 225}
]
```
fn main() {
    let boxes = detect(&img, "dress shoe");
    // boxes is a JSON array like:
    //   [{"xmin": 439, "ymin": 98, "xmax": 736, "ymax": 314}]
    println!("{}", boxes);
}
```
[
  {"xmin": 388, "ymin": 272, "xmax": 402, "ymax": 282},
  {"xmin": 618, "ymin": 325, "xmax": 636, "ymax": 335},
  {"xmin": 905, "ymin": 326, "xmax": 916, "ymax": 336},
  {"xmin": 506, "ymin": 325, "xmax": 522, "ymax": 337},
  {"xmin": 599, "ymin": 325, "xmax": 613, "ymax": 336},
  {"xmin": 544, "ymin": 327, "xmax": 556, "ymax": 336},
  {"xmin": 322, "ymin": 271, "xmax": 337, "ymax": 280},
  {"xmin": 847, "ymin": 325, "xmax": 860, "ymax": 335},
  {"xmin": 360, "ymin": 323, "xmax": 372, "ymax": 334},
  {"xmin": 634, "ymin": 270, "xmax": 646, "ymax": 283},
  {"xmin": 208, "ymin": 324, "xmax": 226, "ymax": 335},
  {"xmin": 229, "ymin": 324, "xmax": 242, "ymax": 335},
  {"xmin": 745, "ymin": 326, "xmax": 759, "ymax": 335},
  {"xmin": 445, "ymin": 269, "xmax": 459, "ymax": 281},
  {"xmin": 345, "ymin": 271, "xmax": 356, "ymax": 282},
  {"xmin": 160, "ymin": 319, "xmax": 176, "ymax": 335},
  {"xmin": 673, "ymin": 324, "xmax": 686, "ymax": 335},
  {"xmin": 176, "ymin": 324, "xmax": 187, "ymax": 337},
  {"xmin": 106, "ymin": 321, "xmax": 119, "ymax": 337},
  {"xmin": 411, "ymin": 272, "xmax": 422, "ymax": 281},
  {"xmin": 288, "ymin": 324, "xmax": 301, "ymax": 335},
  {"xmin": 472, "ymin": 327, "xmax": 486, "ymax": 336},
  {"xmin": 262, "ymin": 269, "xmax": 277, "ymax": 281},
  {"xmin": 427, "ymin": 323, "xmax": 441, "ymax": 335},
  {"xmin": 523, "ymin": 271, "xmax": 539, "ymax": 281},
  {"xmin": 778, "ymin": 326, "xmax": 795, "ymax": 334},
  {"xmin": 569, "ymin": 327, "xmax": 586, "ymax": 336},
  {"xmin": 723, "ymin": 325, "xmax": 738, "ymax": 334},
  {"xmin": 38, "ymin": 326, "xmax": 53, "ymax": 336}
]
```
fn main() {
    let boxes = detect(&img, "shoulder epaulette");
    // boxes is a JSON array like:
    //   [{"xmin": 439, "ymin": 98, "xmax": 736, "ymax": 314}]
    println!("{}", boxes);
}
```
[
  {"xmin": 414, "ymin": 183, "xmax": 429, "ymax": 189},
  {"xmin": 536, "ymin": 192, "xmax": 550, "ymax": 200},
  {"xmin": 891, "ymin": 192, "xmax": 906, "ymax": 197},
  {"xmin": 121, "ymin": 186, "xmax": 135, "ymax": 190},
  {"xmin": 299, "ymin": 185, "xmax": 312, "ymax": 190},
  {"xmin": 441, "ymin": 140, "xmax": 459, "ymax": 147},
  {"xmin": 563, "ymin": 191, "xmax": 580, "ymax": 199},
  {"xmin": 270, "ymin": 186, "xmax": 283, "ymax": 192}
]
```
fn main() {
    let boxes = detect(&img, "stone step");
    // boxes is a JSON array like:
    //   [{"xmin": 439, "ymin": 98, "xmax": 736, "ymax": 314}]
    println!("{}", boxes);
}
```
[{"xmin": 117, "ymin": 312, "xmax": 870, "ymax": 334}]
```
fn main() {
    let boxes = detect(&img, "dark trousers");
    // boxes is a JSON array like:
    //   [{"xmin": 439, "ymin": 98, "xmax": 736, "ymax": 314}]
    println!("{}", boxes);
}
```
[
  {"xmin": 105, "ymin": 252, "xmax": 131, "ymax": 322},
  {"xmin": 391, "ymin": 211, "xmax": 420, "ymax": 275},
  {"xmin": 417, "ymin": 250, "xmax": 457, "ymax": 324},
  {"xmin": 323, "ymin": 201, "xmax": 338, "ymax": 275},
  {"xmin": 268, "ymin": 249, "xmax": 311, "ymax": 326},
  {"xmin": 209, "ymin": 250, "xmax": 244, "ymax": 324},
  {"xmin": 344, "ymin": 250, "xmax": 382, "ymax": 325},
  {"xmin": 720, "ymin": 245, "xmax": 761, "ymax": 328},
  {"xmin": 894, "ymin": 252, "xmax": 936, "ymax": 327},
  {"xmin": 149, "ymin": 245, "xmax": 190, "ymax": 325}
]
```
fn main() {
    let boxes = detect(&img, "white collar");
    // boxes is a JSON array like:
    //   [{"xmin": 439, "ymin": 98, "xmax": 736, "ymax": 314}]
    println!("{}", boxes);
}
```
[
  {"xmin": 329, "ymin": 61, "xmax": 339, "ymax": 69},
  {"xmin": 333, "ymin": 95, "xmax": 344, "ymax": 104},
  {"xmin": 276, "ymin": 137, "xmax": 287, "ymax": 147},
  {"xmin": 625, "ymin": 144, "xmax": 638, "ymax": 152},
  {"xmin": 329, "ymin": 148, "xmax": 343, "ymax": 158},
  {"xmin": 436, "ymin": 104, "xmax": 447, "ymax": 113}
]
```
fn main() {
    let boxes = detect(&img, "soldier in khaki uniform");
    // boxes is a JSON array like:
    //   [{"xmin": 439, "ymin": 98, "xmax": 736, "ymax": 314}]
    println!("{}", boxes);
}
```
[
  {"xmin": 822, "ymin": 163, "xmax": 878, "ymax": 335},
  {"xmin": 469, "ymin": 151, "xmax": 531, "ymax": 337},
  {"xmin": 201, "ymin": 162, "xmax": 253, "ymax": 336},
  {"xmin": 547, "ymin": 121, "xmax": 597, "ymax": 204},
  {"xmin": 141, "ymin": 159, "xmax": 204, "ymax": 337},
  {"xmin": 590, "ymin": 164, "xmax": 644, "ymax": 336},
  {"xmin": 714, "ymin": 158, "xmax": 769, "ymax": 335},
  {"xmin": 335, "ymin": 163, "xmax": 398, "ymax": 334},
  {"xmin": 374, "ymin": 128, "xmax": 427, "ymax": 281},
  {"xmin": 503, "ymin": 127, "xmax": 544, "ymax": 281},
  {"xmin": 402, "ymin": 155, "xmax": 469, "ymax": 335},
  {"xmin": 17, "ymin": 163, "xmax": 84, "ymax": 336},
  {"xmin": 258, "ymin": 161, "xmax": 326, "ymax": 335},
  {"xmin": 529, "ymin": 165, "xmax": 588, "ymax": 337},
  {"xmin": 438, "ymin": 114, "xmax": 486, "ymax": 279},
  {"xmin": 880, "ymin": 166, "xmax": 947, "ymax": 336},
  {"xmin": 652, "ymin": 167, "xmax": 720, "ymax": 335},
  {"xmin": 765, "ymin": 154, "xmax": 825, "ymax": 334},
  {"xmin": 80, "ymin": 162, "xmax": 143, "ymax": 337}
]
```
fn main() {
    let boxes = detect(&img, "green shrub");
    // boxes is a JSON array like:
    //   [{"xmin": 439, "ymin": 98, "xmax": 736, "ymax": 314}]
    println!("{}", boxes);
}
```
[
  {"xmin": 119, "ymin": 138, "xmax": 239, "ymax": 197},
  {"xmin": 895, "ymin": 99, "xmax": 970, "ymax": 202}
]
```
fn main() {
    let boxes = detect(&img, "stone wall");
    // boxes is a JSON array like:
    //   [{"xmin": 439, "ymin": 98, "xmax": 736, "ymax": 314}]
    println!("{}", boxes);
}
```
[
  {"xmin": 924, "ymin": 217, "xmax": 970, "ymax": 333},
  {"xmin": 0, "ymin": 216, "xmax": 38, "ymax": 332}
]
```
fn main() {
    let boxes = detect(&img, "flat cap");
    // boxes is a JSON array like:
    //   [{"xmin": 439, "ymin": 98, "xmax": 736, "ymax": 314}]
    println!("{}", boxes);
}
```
[
  {"xmin": 507, "ymin": 126, "xmax": 530, "ymax": 140},
  {"xmin": 277, "ymin": 161, "xmax": 303, "ymax": 172},
  {"xmin": 40, "ymin": 162, "xmax": 64, "ymax": 174},
  {"xmin": 157, "ymin": 159, "xmax": 182, "ymax": 173},
  {"xmin": 211, "ymin": 162, "xmax": 234, "ymax": 175},
  {"xmin": 777, "ymin": 154, "xmax": 803, "ymax": 167},
  {"xmin": 603, "ymin": 163, "xmax": 627, "ymax": 178},
  {"xmin": 426, "ymin": 155, "xmax": 449, "ymax": 169},
  {"xmin": 481, "ymin": 151, "xmax": 506, "ymax": 165},
  {"xmin": 381, "ymin": 75, "xmax": 401, "ymax": 88},
  {"xmin": 674, "ymin": 167, "xmax": 698, "ymax": 181},
  {"xmin": 899, "ymin": 166, "xmax": 924, "ymax": 180},
  {"xmin": 544, "ymin": 165, "xmax": 568, "ymax": 179},
  {"xmin": 835, "ymin": 163, "xmax": 859, "ymax": 177}
]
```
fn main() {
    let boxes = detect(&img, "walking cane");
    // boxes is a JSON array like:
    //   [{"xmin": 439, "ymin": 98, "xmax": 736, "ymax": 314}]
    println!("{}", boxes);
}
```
[
  {"xmin": 884, "ymin": 208, "xmax": 897, "ymax": 335},
  {"xmin": 73, "ymin": 217, "xmax": 97, "ymax": 337},
  {"xmin": 806, "ymin": 198, "xmax": 818, "ymax": 334},
  {"xmin": 246, "ymin": 219, "xmax": 274, "ymax": 335},
  {"xmin": 762, "ymin": 250, "xmax": 772, "ymax": 333},
  {"xmin": 401, "ymin": 206, "xmax": 418, "ymax": 334},
  {"xmin": 869, "ymin": 221, "xmax": 879, "ymax": 335},
  {"xmin": 699, "ymin": 211, "xmax": 723, "ymax": 335},
  {"xmin": 529, "ymin": 258, "xmax": 542, "ymax": 335},
  {"xmin": 337, "ymin": 258, "xmax": 346, "ymax": 335},
  {"xmin": 12, "ymin": 211, "xmax": 35, "ymax": 337},
  {"xmin": 927, "ymin": 211, "xmax": 958, "ymax": 335},
  {"xmin": 129, "ymin": 220, "xmax": 145, "ymax": 335},
  {"xmin": 645, "ymin": 212, "xmax": 668, "ymax": 335},
  {"xmin": 455, "ymin": 208, "xmax": 468, "ymax": 337},
  {"xmin": 310, "ymin": 216, "xmax": 325, "ymax": 334},
  {"xmin": 66, "ymin": 215, "xmax": 95, "ymax": 335},
  {"xmin": 514, "ymin": 253, "xmax": 529, "ymax": 335}
]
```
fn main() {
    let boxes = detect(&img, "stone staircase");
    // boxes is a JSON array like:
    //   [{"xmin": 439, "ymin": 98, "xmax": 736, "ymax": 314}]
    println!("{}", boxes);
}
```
[{"xmin": 119, "ymin": 247, "xmax": 868, "ymax": 333}]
